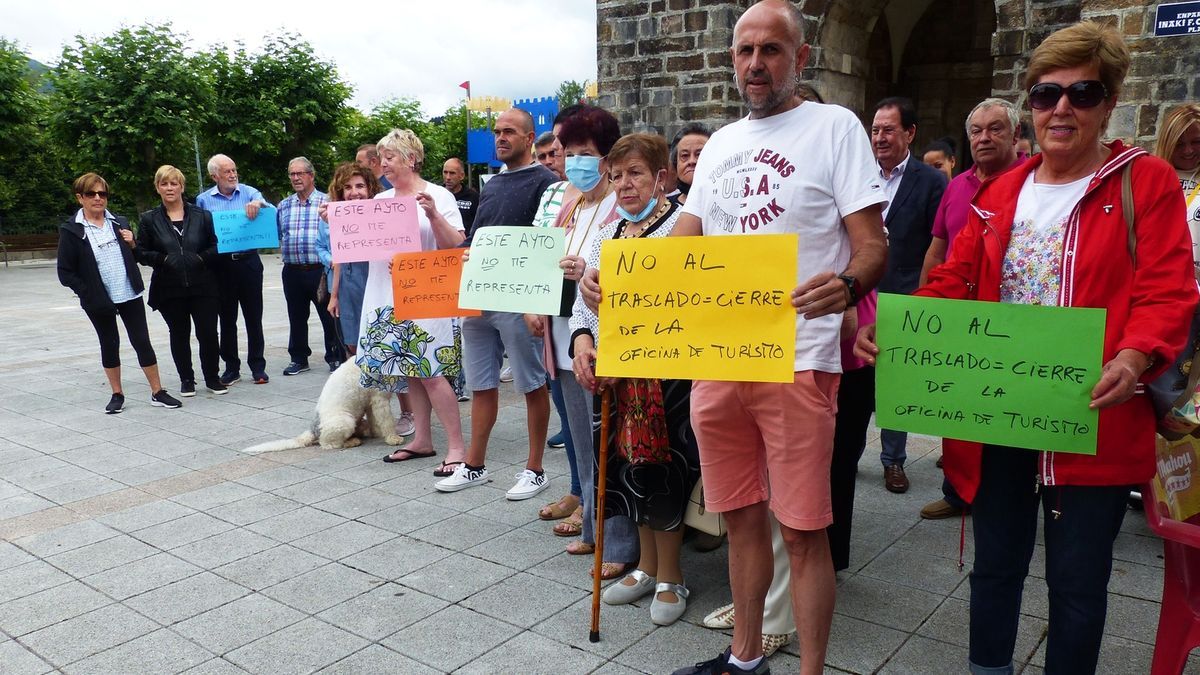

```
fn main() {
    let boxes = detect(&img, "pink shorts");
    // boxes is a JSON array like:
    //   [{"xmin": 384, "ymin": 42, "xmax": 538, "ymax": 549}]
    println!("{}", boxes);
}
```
[{"xmin": 690, "ymin": 371, "xmax": 840, "ymax": 531}]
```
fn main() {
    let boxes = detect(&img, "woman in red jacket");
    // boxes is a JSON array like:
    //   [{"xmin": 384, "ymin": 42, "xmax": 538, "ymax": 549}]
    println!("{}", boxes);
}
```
[{"xmin": 857, "ymin": 22, "xmax": 1196, "ymax": 674}]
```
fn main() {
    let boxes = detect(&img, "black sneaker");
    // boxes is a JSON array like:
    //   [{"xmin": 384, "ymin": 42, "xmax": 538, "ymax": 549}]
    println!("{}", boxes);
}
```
[
  {"xmin": 252, "ymin": 371, "xmax": 270, "ymax": 384},
  {"xmin": 150, "ymin": 390, "xmax": 182, "ymax": 409},
  {"xmin": 282, "ymin": 362, "xmax": 310, "ymax": 376},
  {"xmin": 672, "ymin": 649, "xmax": 770, "ymax": 675},
  {"xmin": 105, "ymin": 393, "xmax": 125, "ymax": 414},
  {"xmin": 219, "ymin": 370, "xmax": 241, "ymax": 386},
  {"xmin": 179, "ymin": 380, "xmax": 196, "ymax": 398},
  {"xmin": 327, "ymin": 361, "xmax": 341, "ymax": 373},
  {"xmin": 205, "ymin": 380, "xmax": 228, "ymax": 395}
]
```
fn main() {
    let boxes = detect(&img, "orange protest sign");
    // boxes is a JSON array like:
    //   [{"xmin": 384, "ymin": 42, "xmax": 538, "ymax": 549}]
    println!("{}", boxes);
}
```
[{"xmin": 390, "ymin": 249, "xmax": 481, "ymax": 321}]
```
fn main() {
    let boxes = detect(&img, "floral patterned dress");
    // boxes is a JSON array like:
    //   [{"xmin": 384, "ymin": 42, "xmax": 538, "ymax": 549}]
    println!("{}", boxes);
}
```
[{"xmin": 356, "ymin": 183, "xmax": 465, "ymax": 392}]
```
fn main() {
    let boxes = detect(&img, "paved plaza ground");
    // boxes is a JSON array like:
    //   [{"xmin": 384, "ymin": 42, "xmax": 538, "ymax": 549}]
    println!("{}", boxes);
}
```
[{"xmin": 0, "ymin": 256, "xmax": 1183, "ymax": 674}]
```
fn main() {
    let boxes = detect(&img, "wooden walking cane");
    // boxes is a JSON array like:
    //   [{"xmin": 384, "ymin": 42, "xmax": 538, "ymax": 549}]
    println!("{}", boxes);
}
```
[{"xmin": 590, "ymin": 384, "xmax": 612, "ymax": 643}]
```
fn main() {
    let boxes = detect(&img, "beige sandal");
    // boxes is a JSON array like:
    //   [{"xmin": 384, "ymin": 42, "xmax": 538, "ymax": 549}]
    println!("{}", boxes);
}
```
[
  {"xmin": 565, "ymin": 539, "xmax": 594, "ymax": 555},
  {"xmin": 539, "ymin": 494, "xmax": 579, "ymax": 521},
  {"xmin": 553, "ymin": 506, "xmax": 583, "ymax": 537}
]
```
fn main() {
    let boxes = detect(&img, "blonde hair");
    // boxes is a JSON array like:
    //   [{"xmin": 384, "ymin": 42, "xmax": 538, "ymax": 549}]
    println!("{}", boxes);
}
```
[
  {"xmin": 376, "ymin": 129, "xmax": 425, "ymax": 174},
  {"xmin": 1025, "ymin": 21, "xmax": 1130, "ymax": 100},
  {"xmin": 154, "ymin": 165, "xmax": 186, "ymax": 188},
  {"xmin": 1155, "ymin": 104, "xmax": 1200, "ymax": 164}
]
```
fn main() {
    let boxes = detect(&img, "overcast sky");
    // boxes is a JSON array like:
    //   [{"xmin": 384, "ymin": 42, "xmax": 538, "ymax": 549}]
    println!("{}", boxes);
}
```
[{"xmin": 3, "ymin": 0, "xmax": 599, "ymax": 116}]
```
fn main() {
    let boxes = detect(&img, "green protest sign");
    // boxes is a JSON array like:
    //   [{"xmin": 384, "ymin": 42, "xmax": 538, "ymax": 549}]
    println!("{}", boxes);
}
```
[
  {"xmin": 459, "ymin": 226, "xmax": 566, "ymax": 315},
  {"xmin": 874, "ymin": 294, "xmax": 1105, "ymax": 455}
]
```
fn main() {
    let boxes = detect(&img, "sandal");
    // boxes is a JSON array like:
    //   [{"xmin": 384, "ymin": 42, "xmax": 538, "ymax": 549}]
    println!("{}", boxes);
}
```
[
  {"xmin": 565, "ymin": 540, "xmax": 594, "ymax": 555},
  {"xmin": 382, "ymin": 448, "xmax": 436, "ymax": 463},
  {"xmin": 539, "ymin": 494, "xmax": 580, "ymax": 521},
  {"xmin": 589, "ymin": 561, "xmax": 629, "ymax": 581},
  {"xmin": 553, "ymin": 506, "xmax": 583, "ymax": 537},
  {"xmin": 433, "ymin": 461, "xmax": 464, "ymax": 477}
]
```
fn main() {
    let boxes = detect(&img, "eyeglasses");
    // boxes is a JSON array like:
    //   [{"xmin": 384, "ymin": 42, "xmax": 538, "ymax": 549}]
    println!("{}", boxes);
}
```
[
  {"xmin": 1028, "ymin": 80, "xmax": 1108, "ymax": 111},
  {"xmin": 82, "ymin": 190, "xmax": 109, "ymax": 199},
  {"xmin": 288, "ymin": 171, "xmax": 312, "ymax": 178}
]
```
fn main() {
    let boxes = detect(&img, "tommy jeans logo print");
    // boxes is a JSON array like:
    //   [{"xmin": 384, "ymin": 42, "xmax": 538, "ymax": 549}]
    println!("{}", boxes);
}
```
[{"xmin": 703, "ymin": 147, "xmax": 795, "ymax": 233}]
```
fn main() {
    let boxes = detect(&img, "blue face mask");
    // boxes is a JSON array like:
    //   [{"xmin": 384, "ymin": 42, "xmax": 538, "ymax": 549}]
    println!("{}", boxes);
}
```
[
  {"xmin": 564, "ymin": 155, "xmax": 603, "ymax": 191},
  {"xmin": 616, "ymin": 179, "xmax": 660, "ymax": 223}
]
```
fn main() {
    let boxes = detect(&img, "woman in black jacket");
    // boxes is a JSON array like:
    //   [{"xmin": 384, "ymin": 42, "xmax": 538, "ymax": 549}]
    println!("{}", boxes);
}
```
[
  {"xmin": 57, "ymin": 172, "xmax": 182, "ymax": 414},
  {"xmin": 134, "ymin": 165, "xmax": 224, "ymax": 397}
]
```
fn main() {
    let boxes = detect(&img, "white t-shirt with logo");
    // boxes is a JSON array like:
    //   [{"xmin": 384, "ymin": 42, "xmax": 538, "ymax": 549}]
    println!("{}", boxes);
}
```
[
  {"xmin": 681, "ymin": 102, "xmax": 886, "ymax": 373},
  {"xmin": 1178, "ymin": 168, "xmax": 1200, "ymax": 265}
]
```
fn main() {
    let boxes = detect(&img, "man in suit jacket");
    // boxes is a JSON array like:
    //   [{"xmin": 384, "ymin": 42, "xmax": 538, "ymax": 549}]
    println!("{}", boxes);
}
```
[{"xmin": 871, "ymin": 96, "xmax": 948, "ymax": 494}]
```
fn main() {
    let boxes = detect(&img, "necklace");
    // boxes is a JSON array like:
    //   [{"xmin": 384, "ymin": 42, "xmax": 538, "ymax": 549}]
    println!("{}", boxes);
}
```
[
  {"xmin": 618, "ymin": 199, "xmax": 670, "ymax": 239},
  {"xmin": 565, "ymin": 185, "xmax": 609, "ymax": 256}
]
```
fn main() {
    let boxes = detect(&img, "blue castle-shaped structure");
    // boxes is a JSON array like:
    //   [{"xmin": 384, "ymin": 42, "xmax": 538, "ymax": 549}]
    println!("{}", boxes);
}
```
[{"xmin": 467, "ymin": 96, "xmax": 559, "ymax": 168}]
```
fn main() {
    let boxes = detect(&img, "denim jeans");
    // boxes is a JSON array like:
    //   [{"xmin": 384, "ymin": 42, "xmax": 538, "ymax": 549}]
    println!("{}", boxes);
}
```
[
  {"xmin": 548, "ymin": 375, "xmax": 580, "ymax": 496},
  {"xmin": 968, "ymin": 445, "xmax": 1130, "ymax": 674}
]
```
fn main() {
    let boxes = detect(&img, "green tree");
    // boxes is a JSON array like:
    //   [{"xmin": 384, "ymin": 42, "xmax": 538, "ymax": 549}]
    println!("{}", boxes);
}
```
[
  {"xmin": 421, "ymin": 103, "xmax": 468, "ymax": 183},
  {"xmin": 0, "ymin": 40, "xmax": 71, "ymax": 234},
  {"xmin": 556, "ymin": 79, "xmax": 590, "ymax": 107},
  {"xmin": 333, "ymin": 97, "xmax": 427, "ymax": 162},
  {"xmin": 48, "ymin": 24, "xmax": 212, "ymax": 213},
  {"xmin": 200, "ymin": 34, "xmax": 351, "ymax": 202}
]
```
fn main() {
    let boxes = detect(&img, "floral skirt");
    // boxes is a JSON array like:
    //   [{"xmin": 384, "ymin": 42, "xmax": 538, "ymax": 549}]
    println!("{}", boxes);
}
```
[{"xmin": 356, "ymin": 306, "xmax": 462, "ymax": 394}]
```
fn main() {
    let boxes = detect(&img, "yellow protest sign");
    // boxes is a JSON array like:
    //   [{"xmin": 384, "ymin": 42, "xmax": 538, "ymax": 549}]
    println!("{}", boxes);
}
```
[{"xmin": 595, "ymin": 234, "xmax": 797, "ymax": 383}]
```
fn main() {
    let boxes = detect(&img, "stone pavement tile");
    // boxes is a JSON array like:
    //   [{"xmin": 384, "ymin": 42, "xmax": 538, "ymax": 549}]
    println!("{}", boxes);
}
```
[
  {"xmin": 834, "ymin": 575, "xmax": 943, "ymax": 632},
  {"xmin": 614, "ymin": 618, "xmax": 732, "ymax": 674},
  {"xmin": 588, "ymin": 663, "xmax": 647, "ymax": 675},
  {"xmin": 173, "ymin": 592, "xmax": 307, "ymax": 655},
  {"xmin": 208, "ymin": 492, "xmax": 300, "ymax": 526},
  {"xmin": 527, "ymin": 551, "xmax": 597, "ymax": 592},
  {"xmin": 169, "ymin": 528, "xmax": 279, "ymax": 569},
  {"xmin": 20, "ymin": 603, "xmax": 158, "ymax": 667},
  {"xmin": 0, "ymin": 445, "xmax": 44, "ymax": 468},
  {"xmin": 461, "ymin": 571, "xmax": 587, "ymax": 629},
  {"xmin": 1103, "ymin": 593, "xmax": 1162, "ymax": 645},
  {"xmin": 292, "ymin": 520, "xmax": 397, "ymax": 560},
  {"xmin": 8, "ymin": 459, "xmax": 97, "ymax": 492},
  {"xmin": 213, "ymin": 544, "xmax": 328, "ymax": 591},
  {"xmin": 0, "ymin": 493, "xmax": 56, "ymax": 519},
  {"xmin": 858, "ymin": 544, "xmax": 969, "ymax": 596},
  {"xmin": 170, "ymin": 481, "xmax": 262, "ymax": 510},
  {"xmin": 202, "ymin": 455, "xmax": 280, "ymax": 480},
  {"xmin": 46, "ymin": 534, "xmax": 158, "ymax": 578},
  {"xmin": 224, "ymin": 617, "xmax": 370, "ymax": 675},
  {"xmin": 313, "ymin": 486, "xmax": 406, "ymax": 520},
  {"xmin": 7, "ymin": 427, "xmax": 94, "ymax": 454},
  {"xmin": 0, "ymin": 506, "xmax": 84, "ymax": 541},
  {"xmin": 95, "ymin": 498, "xmax": 195, "ymax": 532},
  {"xmin": 179, "ymin": 658, "xmax": 251, "ymax": 674},
  {"xmin": 372, "ymin": 468, "xmax": 442, "ymax": 499},
  {"xmin": 0, "ymin": 639, "xmax": 55, "ymax": 675},
  {"xmin": 116, "ymin": 429, "xmax": 202, "ymax": 457},
  {"xmin": 110, "ymin": 460, "xmax": 195, "ymax": 487},
  {"xmin": 83, "ymin": 552, "xmax": 203, "ymax": 600},
  {"xmin": 917, "ymin": 596, "xmax": 1045, "ymax": 661},
  {"xmin": 65, "ymin": 628, "xmax": 214, "ymax": 675},
  {"xmin": 329, "ymin": 459, "xmax": 399, "ymax": 487},
  {"xmin": 383, "ymin": 604, "xmax": 521, "ymax": 672},
  {"xmin": 823, "ymin": 613, "xmax": 910, "ymax": 674},
  {"xmin": 463, "ymin": 489, "xmax": 546, "ymax": 527},
  {"xmin": 532, "ymin": 594, "xmax": 655, "ymax": 660},
  {"xmin": 66, "ymin": 488, "xmax": 157, "ymax": 520},
  {"xmin": 125, "ymin": 571, "xmax": 250, "ymax": 625},
  {"xmin": 1112, "ymin": 531, "xmax": 1165, "ymax": 569},
  {"xmin": 54, "ymin": 442, "xmax": 141, "ymax": 467},
  {"xmin": 13, "ymin": 519, "xmax": 120, "ymax": 557},
  {"xmin": 408, "ymin": 512, "xmax": 514, "ymax": 550},
  {"xmin": 0, "ymin": 539, "xmax": 35, "ymax": 571},
  {"xmin": 139, "ymin": 470, "xmax": 224, "ymax": 499},
  {"xmin": 0, "ymin": 580, "xmax": 111, "ymax": 636},
  {"xmin": 245, "ymin": 505, "xmax": 347, "ymax": 543},
  {"xmin": 1028, "ymin": 632, "xmax": 1154, "ymax": 671},
  {"xmin": 0, "ymin": 477, "xmax": 27, "ymax": 500},
  {"xmin": 0, "ymin": 560, "xmax": 72, "ymax": 603},
  {"xmin": 36, "ymin": 475, "xmax": 128, "ymax": 506},
  {"xmin": 359, "ymin": 499, "xmax": 458, "ymax": 535},
  {"xmin": 465, "ymin": 525, "xmax": 567, "ymax": 570},
  {"xmin": 270, "ymin": 475, "xmax": 359, "ymax": 503},
  {"xmin": 458, "ymin": 630, "xmax": 605, "ymax": 675},
  {"xmin": 417, "ymin": 480, "xmax": 509, "ymax": 513},
  {"xmin": 73, "ymin": 450, "xmax": 158, "ymax": 476},
  {"xmin": 317, "ymin": 583, "xmax": 448, "ymax": 640},
  {"xmin": 260, "ymin": 561, "xmax": 384, "ymax": 614},
  {"xmin": 232, "ymin": 465, "xmax": 319, "ymax": 492},
  {"xmin": 892, "ymin": 516, "xmax": 976, "ymax": 561},
  {"xmin": 84, "ymin": 420, "xmax": 157, "ymax": 443},
  {"xmin": 340, "ymin": 535, "xmax": 454, "ymax": 580},
  {"xmin": 293, "ymin": 450, "xmax": 377, "ymax": 476},
  {"xmin": 133, "ymin": 511, "xmax": 234, "ymax": 550},
  {"xmin": 316, "ymin": 644, "xmax": 439, "ymax": 674},
  {"xmin": 173, "ymin": 447, "xmax": 249, "ymax": 471},
  {"xmin": 1108, "ymin": 559, "xmax": 1167, "ymax": 602},
  {"xmin": 879, "ymin": 635, "xmax": 970, "ymax": 674},
  {"xmin": 399, "ymin": 552, "xmax": 516, "ymax": 603}
]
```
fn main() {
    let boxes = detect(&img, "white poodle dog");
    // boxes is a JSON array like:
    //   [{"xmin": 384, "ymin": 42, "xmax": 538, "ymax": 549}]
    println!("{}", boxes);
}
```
[{"xmin": 244, "ymin": 360, "xmax": 403, "ymax": 453}]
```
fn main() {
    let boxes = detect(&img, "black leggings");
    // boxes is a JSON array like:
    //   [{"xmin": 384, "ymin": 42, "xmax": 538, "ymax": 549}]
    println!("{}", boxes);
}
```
[
  {"xmin": 158, "ymin": 295, "xmax": 220, "ymax": 383},
  {"xmin": 85, "ymin": 298, "xmax": 157, "ymax": 369}
]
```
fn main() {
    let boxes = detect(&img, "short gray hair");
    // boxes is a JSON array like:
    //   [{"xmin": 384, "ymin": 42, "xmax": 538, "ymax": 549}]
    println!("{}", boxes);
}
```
[
  {"xmin": 534, "ymin": 131, "xmax": 556, "ymax": 148},
  {"xmin": 965, "ymin": 98, "xmax": 1020, "ymax": 136},
  {"xmin": 206, "ymin": 153, "xmax": 233, "ymax": 178},
  {"xmin": 288, "ymin": 156, "xmax": 315, "ymax": 174}
]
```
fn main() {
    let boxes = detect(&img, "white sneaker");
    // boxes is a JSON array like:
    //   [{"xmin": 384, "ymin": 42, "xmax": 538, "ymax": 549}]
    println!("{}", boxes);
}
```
[
  {"xmin": 506, "ymin": 469, "xmax": 549, "ymax": 500},
  {"xmin": 395, "ymin": 411, "xmax": 415, "ymax": 436},
  {"xmin": 435, "ymin": 464, "xmax": 489, "ymax": 492},
  {"xmin": 499, "ymin": 366, "xmax": 514, "ymax": 383}
]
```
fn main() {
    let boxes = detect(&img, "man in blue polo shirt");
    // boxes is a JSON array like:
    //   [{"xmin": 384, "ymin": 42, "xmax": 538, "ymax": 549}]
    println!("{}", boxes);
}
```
[{"xmin": 277, "ymin": 157, "xmax": 341, "ymax": 375}]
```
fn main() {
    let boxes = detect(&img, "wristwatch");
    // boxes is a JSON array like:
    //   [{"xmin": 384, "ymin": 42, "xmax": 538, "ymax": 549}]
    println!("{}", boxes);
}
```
[{"xmin": 837, "ymin": 274, "xmax": 861, "ymax": 307}]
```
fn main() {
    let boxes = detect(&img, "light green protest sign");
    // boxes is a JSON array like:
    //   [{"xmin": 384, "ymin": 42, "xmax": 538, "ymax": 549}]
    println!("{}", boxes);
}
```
[
  {"xmin": 875, "ymin": 294, "xmax": 1105, "ymax": 455},
  {"xmin": 459, "ymin": 226, "xmax": 566, "ymax": 315}
]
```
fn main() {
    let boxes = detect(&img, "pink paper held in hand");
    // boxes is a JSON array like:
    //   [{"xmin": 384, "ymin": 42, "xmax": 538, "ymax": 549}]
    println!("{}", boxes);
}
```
[{"xmin": 328, "ymin": 197, "xmax": 421, "ymax": 263}]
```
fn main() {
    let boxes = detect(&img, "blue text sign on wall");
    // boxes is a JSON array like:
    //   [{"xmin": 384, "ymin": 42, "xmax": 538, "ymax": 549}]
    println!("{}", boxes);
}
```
[{"xmin": 1156, "ymin": 1, "xmax": 1200, "ymax": 36}]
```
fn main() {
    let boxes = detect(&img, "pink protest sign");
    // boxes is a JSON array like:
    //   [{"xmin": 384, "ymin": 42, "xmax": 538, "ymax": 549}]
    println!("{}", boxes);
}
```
[{"xmin": 328, "ymin": 197, "xmax": 421, "ymax": 263}]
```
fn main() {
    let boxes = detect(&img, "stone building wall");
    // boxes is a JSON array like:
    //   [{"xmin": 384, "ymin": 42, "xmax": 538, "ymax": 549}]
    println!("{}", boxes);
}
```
[{"xmin": 596, "ymin": 0, "xmax": 1200, "ymax": 150}]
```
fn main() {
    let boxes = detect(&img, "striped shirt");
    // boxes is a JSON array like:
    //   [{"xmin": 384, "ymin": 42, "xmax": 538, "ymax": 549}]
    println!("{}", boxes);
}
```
[
  {"xmin": 277, "ymin": 190, "xmax": 328, "ymax": 264},
  {"xmin": 194, "ymin": 183, "xmax": 265, "ymax": 212},
  {"xmin": 533, "ymin": 181, "xmax": 569, "ymax": 228},
  {"xmin": 76, "ymin": 209, "xmax": 139, "ymax": 303}
]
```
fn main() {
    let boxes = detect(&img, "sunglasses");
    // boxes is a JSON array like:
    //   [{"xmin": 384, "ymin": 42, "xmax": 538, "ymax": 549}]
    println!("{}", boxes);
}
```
[
  {"xmin": 1028, "ymin": 80, "xmax": 1108, "ymax": 111},
  {"xmin": 82, "ymin": 190, "xmax": 109, "ymax": 199}
]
